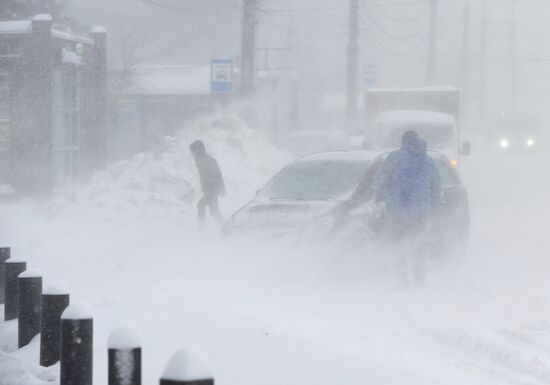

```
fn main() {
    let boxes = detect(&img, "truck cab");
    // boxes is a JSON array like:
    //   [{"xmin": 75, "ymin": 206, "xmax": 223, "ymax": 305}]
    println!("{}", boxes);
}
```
[
  {"xmin": 374, "ymin": 110, "xmax": 461, "ymax": 166},
  {"xmin": 364, "ymin": 87, "xmax": 471, "ymax": 167}
]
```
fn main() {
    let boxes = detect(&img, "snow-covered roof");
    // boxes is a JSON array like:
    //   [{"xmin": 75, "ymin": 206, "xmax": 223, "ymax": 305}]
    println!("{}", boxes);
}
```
[
  {"xmin": 0, "ymin": 20, "xmax": 93, "ymax": 44},
  {"xmin": 0, "ymin": 21, "xmax": 31, "ymax": 34},
  {"xmin": 91, "ymin": 26, "xmax": 107, "ymax": 34},
  {"xmin": 33, "ymin": 14, "xmax": 52, "ymax": 22},
  {"xmin": 52, "ymin": 29, "xmax": 93, "ymax": 45},
  {"xmin": 376, "ymin": 110, "xmax": 455, "ymax": 125},
  {"xmin": 125, "ymin": 65, "xmax": 211, "ymax": 96}
]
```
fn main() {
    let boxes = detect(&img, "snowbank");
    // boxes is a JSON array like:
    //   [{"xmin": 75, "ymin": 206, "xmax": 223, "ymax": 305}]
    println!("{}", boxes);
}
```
[{"xmin": 48, "ymin": 115, "xmax": 290, "ymax": 223}]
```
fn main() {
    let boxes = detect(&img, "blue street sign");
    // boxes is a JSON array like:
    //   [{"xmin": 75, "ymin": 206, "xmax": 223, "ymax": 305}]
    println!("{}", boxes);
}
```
[
  {"xmin": 211, "ymin": 59, "xmax": 233, "ymax": 93},
  {"xmin": 362, "ymin": 64, "xmax": 377, "ymax": 88}
]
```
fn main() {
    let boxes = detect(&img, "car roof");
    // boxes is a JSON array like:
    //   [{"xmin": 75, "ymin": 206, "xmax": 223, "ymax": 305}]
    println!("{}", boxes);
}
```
[
  {"xmin": 294, "ymin": 149, "xmax": 450, "ymax": 165},
  {"xmin": 297, "ymin": 150, "xmax": 385, "ymax": 163}
]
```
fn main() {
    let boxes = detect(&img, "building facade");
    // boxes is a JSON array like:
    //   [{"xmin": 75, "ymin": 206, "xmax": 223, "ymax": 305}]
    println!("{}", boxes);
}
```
[{"xmin": 0, "ymin": 15, "xmax": 107, "ymax": 195}]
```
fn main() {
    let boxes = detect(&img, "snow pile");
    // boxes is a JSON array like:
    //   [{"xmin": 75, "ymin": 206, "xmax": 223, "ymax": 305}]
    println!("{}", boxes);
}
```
[{"xmin": 49, "ymin": 115, "xmax": 290, "ymax": 222}]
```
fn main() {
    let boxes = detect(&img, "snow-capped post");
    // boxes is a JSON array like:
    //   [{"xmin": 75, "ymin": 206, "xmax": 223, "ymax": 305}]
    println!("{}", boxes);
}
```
[
  {"xmin": 4, "ymin": 257, "xmax": 26, "ymax": 321},
  {"xmin": 0, "ymin": 247, "xmax": 10, "ymax": 303},
  {"xmin": 40, "ymin": 283, "xmax": 70, "ymax": 366},
  {"xmin": 61, "ymin": 302, "xmax": 94, "ymax": 385},
  {"xmin": 17, "ymin": 269, "xmax": 43, "ymax": 348},
  {"xmin": 108, "ymin": 325, "xmax": 142, "ymax": 385},
  {"xmin": 160, "ymin": 348, "xmax": 214, "ymax": 385}
]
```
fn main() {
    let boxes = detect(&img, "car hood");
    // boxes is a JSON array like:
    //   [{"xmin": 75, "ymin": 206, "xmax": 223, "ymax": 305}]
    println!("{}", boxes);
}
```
[{"xmin": 230, "ymin": 199, "xmax": 340, "ymax": 233}]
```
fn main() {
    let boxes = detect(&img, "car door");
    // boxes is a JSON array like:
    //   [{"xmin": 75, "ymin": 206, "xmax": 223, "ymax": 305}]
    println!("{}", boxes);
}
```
[{"xmin": 433, "ymin": 158, "xmax": 470, "ymax": 240}]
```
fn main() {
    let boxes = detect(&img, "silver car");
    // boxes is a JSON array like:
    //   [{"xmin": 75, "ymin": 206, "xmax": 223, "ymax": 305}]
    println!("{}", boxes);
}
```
[{"xmin": 223, "ymin": 151, "xmax": 382, "ymax": 238}]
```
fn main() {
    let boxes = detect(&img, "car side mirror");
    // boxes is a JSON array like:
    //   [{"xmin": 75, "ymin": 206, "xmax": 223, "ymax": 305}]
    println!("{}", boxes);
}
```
[{"xmin": 460, "ymin": 141, "xmax": 471, "ymax": 156}]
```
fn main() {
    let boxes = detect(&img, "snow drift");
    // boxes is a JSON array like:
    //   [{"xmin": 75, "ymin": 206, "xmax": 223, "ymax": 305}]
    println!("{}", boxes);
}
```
[{"xmin": 47, "ymin": 115, "xmax": 291, "ymax": 223}]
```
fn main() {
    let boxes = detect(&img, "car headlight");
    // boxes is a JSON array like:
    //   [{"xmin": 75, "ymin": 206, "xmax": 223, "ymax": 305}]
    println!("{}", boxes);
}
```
[
  {"xmin": 526, "ymin": 139, "xmax": 535, "ymax": 147},
  {"xmin": 500, "ymin": 139, "xmax": 509, "ymax": 149}
]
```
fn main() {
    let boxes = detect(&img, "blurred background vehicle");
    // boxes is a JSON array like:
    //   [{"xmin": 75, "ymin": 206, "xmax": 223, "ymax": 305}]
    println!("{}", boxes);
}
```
[{"xmin": 493, "ymin": 112, "xmax": 541, "ymax": 153}]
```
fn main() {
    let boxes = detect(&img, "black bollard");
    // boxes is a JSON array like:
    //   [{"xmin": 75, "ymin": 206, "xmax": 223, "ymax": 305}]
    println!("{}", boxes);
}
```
[
  {"xmin": 40, "ymin": 283, "xmax": 70, "ymax": 366},
  {"xmin": 0, "ymin": 247, "xmax": 10, "ymax": 303},
  {"xmin": 108, "ymin": 325, "xmax": 142, "ymax": 385},
  {"xmin": 60, "ymin": 302, "xmax": 93, "ymax": 385},
  {"xmin": 160, "ymin": 349, "xmax": 214, "ymax": 385},
  {"xmin": 18, "ymin": 269, "xmax": 43, "ymax": 348},
  {"xmin": 4, "ymin": 258, "xmax": 26, "ymax": 321}
]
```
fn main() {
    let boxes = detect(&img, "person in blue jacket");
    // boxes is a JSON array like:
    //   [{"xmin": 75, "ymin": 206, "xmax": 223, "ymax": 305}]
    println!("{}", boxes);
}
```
[
  {"xmin": 375, "ymin": 130, "xmax": 441, "ymax": 227},
  {"xmin": 375, "ymin": 130, "xmax": 441, "ymax": 286}
]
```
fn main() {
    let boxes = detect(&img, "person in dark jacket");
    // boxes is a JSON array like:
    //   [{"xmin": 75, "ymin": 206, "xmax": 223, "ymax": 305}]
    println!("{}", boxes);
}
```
[
  {"xmin": 190, "ymin": 140, "xmax": 226, "ymax": 227},
  {"xmin": 375, "ymin": 130, "xmax": 441, "ymax": 286}
]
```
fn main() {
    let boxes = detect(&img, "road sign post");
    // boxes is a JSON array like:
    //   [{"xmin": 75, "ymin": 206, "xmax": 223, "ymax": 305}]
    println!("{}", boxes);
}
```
[
  {"xmin": 211, "ymin": 59, "xmax": 233, "ymax": 93},
  {"xmin": 362, "ymin": 64, "xmax": 377, "ymax": 89}
]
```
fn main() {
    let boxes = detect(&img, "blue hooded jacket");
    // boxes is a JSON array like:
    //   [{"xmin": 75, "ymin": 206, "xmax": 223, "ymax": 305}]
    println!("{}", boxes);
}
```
[{"xmin": 375, "ymin": 132, "xmax": 441, "ymax": 222}]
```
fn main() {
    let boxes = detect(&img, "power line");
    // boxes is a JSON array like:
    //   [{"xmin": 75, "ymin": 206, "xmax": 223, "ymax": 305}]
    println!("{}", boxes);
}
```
[
  {"xmin": 262, "ymin": 0, "xmax": 465, "ymax": 13},
  {"xmin": 366, "ymin": 0, "xmax": 430, "ymax": 23},
  {"xmin": 361, "ymin": 12, "xmax": 430, "ymax": 41}
]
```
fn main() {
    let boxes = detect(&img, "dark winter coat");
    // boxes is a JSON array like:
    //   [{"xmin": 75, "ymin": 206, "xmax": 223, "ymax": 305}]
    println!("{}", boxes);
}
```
[
  {"xmin": 194, "ymin": 153, "xmax": 226, "ymax": 196},
  {"xmin": 375, "ymin": 135, "xmax": 441, "ymax": 222}
]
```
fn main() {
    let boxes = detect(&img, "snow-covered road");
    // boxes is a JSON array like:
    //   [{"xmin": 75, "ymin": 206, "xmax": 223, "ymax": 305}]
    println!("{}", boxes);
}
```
[{"xmin": 2, "ymin": 134, "xmax": 550, "ymax": 384}]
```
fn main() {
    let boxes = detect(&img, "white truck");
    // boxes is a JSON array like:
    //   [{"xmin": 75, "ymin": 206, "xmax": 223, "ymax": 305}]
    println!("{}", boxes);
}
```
[{"xmin": 364, "ymin": 87, "xmax": 470, "ymax": 166}]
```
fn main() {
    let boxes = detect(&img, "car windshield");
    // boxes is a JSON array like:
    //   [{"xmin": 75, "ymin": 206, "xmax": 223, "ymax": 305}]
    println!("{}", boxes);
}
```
[
  {"xmin": 377, "ymin": 123, "xmax": 455, "ymax": 149},
  {"xmin": 261, "ymin": 160, "xmax": 369, "ymax": 201}
]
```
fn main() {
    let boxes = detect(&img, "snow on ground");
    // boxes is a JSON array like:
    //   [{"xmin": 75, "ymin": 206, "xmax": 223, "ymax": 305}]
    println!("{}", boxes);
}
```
[{"xmin": 2, "ymin": 124, "xmax": 550, "ymax": 384}]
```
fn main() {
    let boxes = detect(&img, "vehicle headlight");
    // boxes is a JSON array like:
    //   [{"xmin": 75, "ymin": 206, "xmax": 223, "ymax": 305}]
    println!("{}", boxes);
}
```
[
  {"xmin": 500, "ymin": 139, "xmax": 509, "ymax": 149},
  {"xmin": 526, "ymin": 139, "xmax": 535, "ymax": 147}
]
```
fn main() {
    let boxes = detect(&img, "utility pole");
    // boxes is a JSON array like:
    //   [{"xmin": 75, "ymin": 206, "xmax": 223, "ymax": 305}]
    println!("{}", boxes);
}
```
[
  {"xmin": 346, "ymin": 0, "xmax": 359, "ymax": 131},
  {"xmin": 425, "ymin": 0, "xmax": 438, "ymax": 85},
  {"xmin": 479, "ymin": 0, "xmax": 487, "ymax": 120},
  {"xmin": 460, "ymin": 0, "xmax": 470, "ymax": 122},
  {"xmin": 241, "ymin": 0, "xmax": 258, "ymax": 96},
  {"xmin": 509, "ymin": 0, "xmax": 517, "ymax": 111}
]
